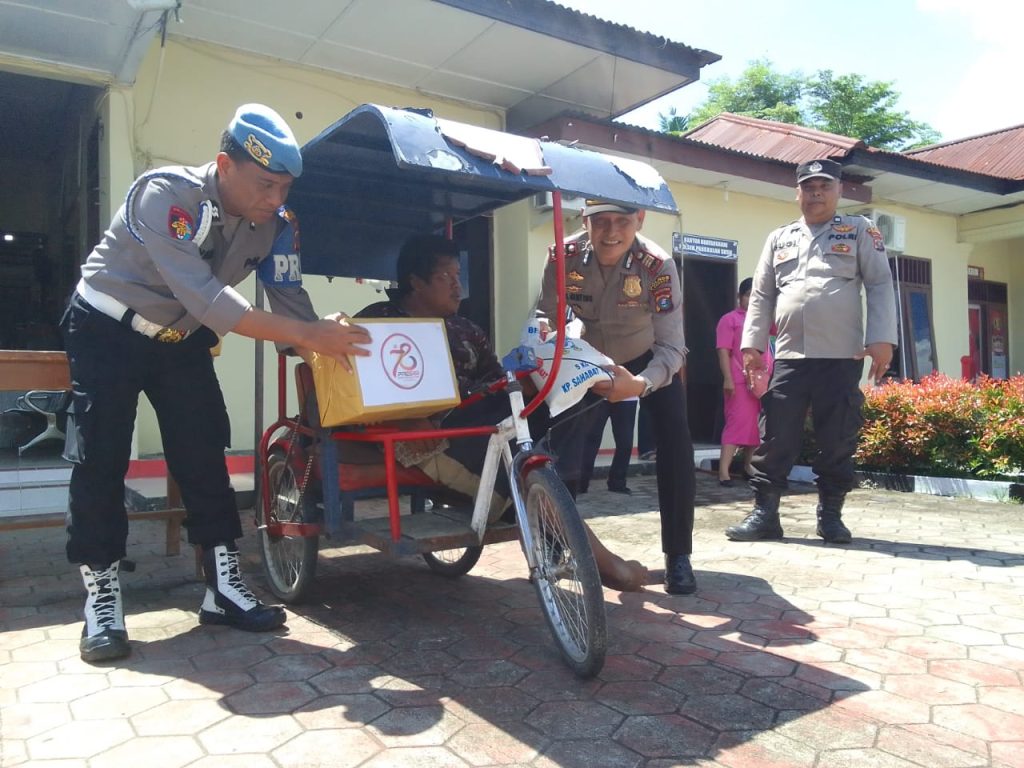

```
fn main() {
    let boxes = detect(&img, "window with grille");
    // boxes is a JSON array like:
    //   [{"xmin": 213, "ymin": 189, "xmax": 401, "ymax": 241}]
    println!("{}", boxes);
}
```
[{"xmin": 887, "ymin": 255, "xmax": 937, "ymax": 381}]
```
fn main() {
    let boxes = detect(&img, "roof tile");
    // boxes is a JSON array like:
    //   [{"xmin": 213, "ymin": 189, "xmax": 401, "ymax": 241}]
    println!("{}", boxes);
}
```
[
  {"xmin": 683, "ymin": 113, "xmax": 861, "ymax": 165},
  {"xmin": 906, "ymin": 125, "xmax": 1024, "ymax": 180}
]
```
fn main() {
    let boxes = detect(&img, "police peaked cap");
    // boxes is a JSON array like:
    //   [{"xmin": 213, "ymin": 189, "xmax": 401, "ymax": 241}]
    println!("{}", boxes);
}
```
[
  {"xmin": 582, "ymin": 199, "xmax": 639, "ymax": 217},
  {"xmin": 796, "ymin": 159, "xmax": 842, "ymax": 183}
]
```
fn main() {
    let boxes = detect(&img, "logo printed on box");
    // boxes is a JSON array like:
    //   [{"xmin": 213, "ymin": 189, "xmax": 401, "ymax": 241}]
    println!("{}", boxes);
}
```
[{"xmin": 381, "ymin": 333, "xmax": 424, "ymax": 389}]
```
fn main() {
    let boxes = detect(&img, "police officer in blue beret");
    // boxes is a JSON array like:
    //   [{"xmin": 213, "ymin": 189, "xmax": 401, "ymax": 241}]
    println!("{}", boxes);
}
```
[{"xmin": 63, "ymin": 103, "xmax": 372, "ymax": 663}]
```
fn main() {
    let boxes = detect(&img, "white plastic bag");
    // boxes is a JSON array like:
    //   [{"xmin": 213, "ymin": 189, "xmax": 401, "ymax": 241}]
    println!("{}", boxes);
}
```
[{"xmin": 521, "ymin": 319, "xmax": 613, "ymax": 417}]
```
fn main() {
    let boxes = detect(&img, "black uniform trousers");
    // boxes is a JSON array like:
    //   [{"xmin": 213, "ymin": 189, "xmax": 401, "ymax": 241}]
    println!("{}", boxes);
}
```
[
  {"xmin": 578, "ymin": 399, "xmax": 637, "ymax": 492},
  {"xmin": 749, "ymin": 358, "xmax": 865, "ymax": 497},
  {"xmin": 568, "ymin": 350, "xmax": 695, "ymax": 555},
  {"xmin": 60, "ymin": 294, "xmax": 242, "ymax": 566},
  {"xmin": 629, "ymin": 354, "xmax": 695, "ymax": 556}
]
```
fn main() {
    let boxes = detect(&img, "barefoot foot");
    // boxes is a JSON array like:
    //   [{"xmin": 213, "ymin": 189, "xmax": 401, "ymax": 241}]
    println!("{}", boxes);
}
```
[{"xmin": 599, "ymin": 557, "xmax": 648, "ymax": 592}]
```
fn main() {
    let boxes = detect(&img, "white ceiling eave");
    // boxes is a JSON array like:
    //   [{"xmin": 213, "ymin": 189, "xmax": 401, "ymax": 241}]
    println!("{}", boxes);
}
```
[
  {"xmin": 0, "ymin": 0, "xmax": 167, "ymax": 85},
  {"xmin": 0, "ymin": 1, "xmax": 710, "ymax": 129},
  {"xmin": 166, "ymin": 0, "xmax": 701, "ymax": 130}
]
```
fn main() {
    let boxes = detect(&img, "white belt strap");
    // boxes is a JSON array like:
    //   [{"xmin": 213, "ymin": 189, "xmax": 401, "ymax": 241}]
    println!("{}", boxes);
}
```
[{"xmin": 76, "ymin": 278, "xmax": 189, "ymax": 342}]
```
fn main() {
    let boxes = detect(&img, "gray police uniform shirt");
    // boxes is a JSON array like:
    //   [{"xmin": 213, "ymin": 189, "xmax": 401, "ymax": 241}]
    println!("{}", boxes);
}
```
[
  {"xmin": 80, "ymin": 162, "xmax": 317, "ymax": 337},
  {"xmin": 537, "ymin": 231, "xmax": 686, "ymax": 390},
  {"xmin": 742, "ymin": 214, "xmax": 898, "ymax": 359}
]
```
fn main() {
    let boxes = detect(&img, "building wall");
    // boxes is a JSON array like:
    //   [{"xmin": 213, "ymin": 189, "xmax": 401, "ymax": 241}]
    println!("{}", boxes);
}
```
[
  {"xmin": 106, "ymin": 39, "xmax": 519, "ymax": 455},
  {"xmin": 1011, "ymin": 237, "xmax": 1024, "ymax": 375},
  {"xmin": 865, "ymin": 201, "xmax": 972, "ymax": 379},
  {"xmin": 14, "ymin": 35, "xmax": 1017, "ymax": 457},
  {"xmin": 522, "ymin": 176, "xmax": 1020, "ymax": 452}
]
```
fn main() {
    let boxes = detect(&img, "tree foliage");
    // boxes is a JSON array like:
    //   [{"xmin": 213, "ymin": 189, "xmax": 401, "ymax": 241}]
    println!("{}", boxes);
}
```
[
  {"xmin": 688, "ymin": 59, "xmax": 804, "ymax": 127},
  {"xmin": 807, "ymin": 70, "xmax": 940, "ymax": 149},
  {"xmin": 658, "ymin": 107, "xmax": 689, "ymax": 135},
  {"xmin": 658, "ymin": 59, "xmax": 940, "ymax": 150}
]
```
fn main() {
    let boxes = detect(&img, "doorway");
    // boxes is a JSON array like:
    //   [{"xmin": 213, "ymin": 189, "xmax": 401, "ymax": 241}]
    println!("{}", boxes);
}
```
[
  {"xmin": 452, "ymin": 216, "xmax": 494, "ymax": 339},
  {"xmin": 682, "ymin": 257, "xmax": 736, "ymax": 443},
  {"xmin": 0, "ymin": 71, "xmax": 101, "ymax": 467},
  {"xmin": 967, "ymin": 304, "xmax": 982, "ymax": 379},
  {"xmin": 968, "ymin": 279, "xmax": 1010, "ymax": 379},
  {"xmin": 0, "ymin": 70, "xmax": 102, "ymax": 351}
]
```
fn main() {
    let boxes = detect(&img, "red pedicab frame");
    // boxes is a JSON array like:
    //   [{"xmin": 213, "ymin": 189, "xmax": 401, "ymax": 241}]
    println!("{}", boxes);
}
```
[{"xmin": 253, "ymin": 105, "xmax": 678, "ymax": 678}]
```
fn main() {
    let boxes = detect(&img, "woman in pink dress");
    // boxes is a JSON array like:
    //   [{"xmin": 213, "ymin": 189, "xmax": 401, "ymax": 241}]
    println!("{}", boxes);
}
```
[{"xmin": 716, "ymin": 278, "xmax": 772, "ymax": 486}]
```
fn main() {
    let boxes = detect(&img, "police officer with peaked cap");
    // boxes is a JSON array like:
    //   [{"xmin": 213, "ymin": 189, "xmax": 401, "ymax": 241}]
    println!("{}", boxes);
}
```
[
  {"xmin": 725, "ymin": 159, "xmax": 897, "ymax": 545},
  {"xmin": 537, "ymin": 200, "xmax": 698, "ymax": 594},
  {"xmin": 63, "ymin": 103, "xmax": 372, "ymax": 663}
]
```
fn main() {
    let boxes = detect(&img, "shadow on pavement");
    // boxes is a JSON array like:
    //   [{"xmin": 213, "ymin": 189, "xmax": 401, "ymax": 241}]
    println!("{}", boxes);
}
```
[
  {"xmin": 2, "ymin": 518, "xmax": 870, "ymax": 766},
  {"xmin": 111, "ymin": 546, "xmax": 868, "ymax": 765}
]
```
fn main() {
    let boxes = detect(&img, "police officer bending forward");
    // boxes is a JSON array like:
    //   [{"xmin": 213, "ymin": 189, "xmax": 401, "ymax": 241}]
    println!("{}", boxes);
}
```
[
  {"xmin": 63, "ymin": 104, "xmax": 371, "ymax": 663},
  {"xmin": 537, "ymin": 201, "xmax": 698, "ymax": 595}
]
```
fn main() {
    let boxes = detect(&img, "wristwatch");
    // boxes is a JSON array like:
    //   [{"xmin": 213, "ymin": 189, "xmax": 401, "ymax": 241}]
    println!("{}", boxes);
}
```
[{"xmin": 639, "ymin": 376, "xmax": 655, "ymax": 397}]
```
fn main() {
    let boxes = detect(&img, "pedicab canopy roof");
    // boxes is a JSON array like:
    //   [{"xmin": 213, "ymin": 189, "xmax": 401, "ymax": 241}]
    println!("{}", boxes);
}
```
[{"xmin": 289, "ymin": 104, "xmax": 678, "ymax": 280}]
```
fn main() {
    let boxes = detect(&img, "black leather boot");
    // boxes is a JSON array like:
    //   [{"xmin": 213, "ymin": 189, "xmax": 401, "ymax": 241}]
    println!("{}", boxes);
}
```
[
  {"xmin": 199, "ymin": 544, "xmax": 287, "ymax": 631},
  {"xmin": 79, "ymin": 562, "xmax": 131, "ymax": 663},
  {"xmin": 725, "ymin": 490, "xmax": 784, "ymax": 541},
  {"xmin": 816, "ymin": 494, "xmax": 852, "ymax": 543},
  {"xmin": 665, "ymin": 554, "xmax": 697, "ymax": 594}
]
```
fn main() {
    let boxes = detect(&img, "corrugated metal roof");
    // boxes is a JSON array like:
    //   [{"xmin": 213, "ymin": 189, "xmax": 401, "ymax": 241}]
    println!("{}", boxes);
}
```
[
  {"xmin": 536, "ymin": 110, "xmax": 1024, "ymax": 213},
  {"xmin": 683, "ymin": 113, "xmax": 861, "ymax": 165},
  {"xmin": 906, "ymin": 124, "xmax": 1024, "ymax": 180}
]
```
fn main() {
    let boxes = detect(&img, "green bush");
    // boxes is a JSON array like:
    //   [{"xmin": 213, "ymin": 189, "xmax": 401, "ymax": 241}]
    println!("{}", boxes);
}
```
[{"xmin": 854, "ymin": 374, "xmax": 1024, "ymax": 480}]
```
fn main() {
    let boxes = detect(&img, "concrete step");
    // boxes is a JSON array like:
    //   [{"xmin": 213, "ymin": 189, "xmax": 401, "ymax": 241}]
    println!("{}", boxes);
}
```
[
  {"xmin": 3, "ymin": 446, "xmax": 722, "ymax": 516},
  {"xmin": 0, "ymin": 466, "xmax": 71, "ymax": 517},
  {"xmin": 124, "ymin": 473, "xmax": 254, "ymax": 512}
]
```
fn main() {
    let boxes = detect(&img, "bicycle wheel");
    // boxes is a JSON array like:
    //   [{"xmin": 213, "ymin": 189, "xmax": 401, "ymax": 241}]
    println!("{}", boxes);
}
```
[
  {"xmin": 258, "ymin": 449, "xmax": 319, "ymax": 603},
  {"xmin": 422, "ymin": 545, "xmax": 483, "ymax": 577},
  {"xmin": 521, "ymin": 466, "xmax": 606, "ymax": 678}
]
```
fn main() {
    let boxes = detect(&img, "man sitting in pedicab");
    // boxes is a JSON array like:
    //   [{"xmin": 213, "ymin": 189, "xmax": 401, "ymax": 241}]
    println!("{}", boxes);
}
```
[{"xmin": 350, "ymin": 233, "xmax": 648, "ymax": 592}]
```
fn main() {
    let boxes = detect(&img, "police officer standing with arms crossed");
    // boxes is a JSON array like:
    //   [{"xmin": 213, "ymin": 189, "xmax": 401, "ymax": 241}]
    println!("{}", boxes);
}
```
[
  {"xmin": 537, "ymin": 201, "xmax": 697, "ymax": 595},
  {"xmin": 64, "ymin": 104, "xmax": 371, "ymax": 663},
  {"xmin": 725, "ymin": 159, "xmax": 897, "ymax": 544}
]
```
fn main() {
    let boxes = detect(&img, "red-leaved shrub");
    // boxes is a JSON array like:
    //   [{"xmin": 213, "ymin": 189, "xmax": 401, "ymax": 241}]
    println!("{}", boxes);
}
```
[{"xmin": 855, "ymin": 374, "xmax": 1024, "ymax": 479}]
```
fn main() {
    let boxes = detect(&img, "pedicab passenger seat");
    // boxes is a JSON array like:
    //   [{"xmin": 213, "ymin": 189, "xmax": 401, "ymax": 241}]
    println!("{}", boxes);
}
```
[{"xmin": 293, "ymin": 362, "xmax": 438, "ymax": 497}]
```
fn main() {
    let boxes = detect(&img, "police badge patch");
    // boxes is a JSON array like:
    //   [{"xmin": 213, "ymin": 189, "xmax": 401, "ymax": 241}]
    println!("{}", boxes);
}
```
[
  {"xmin": 866, "ymin": 226, "xmax": 886, "ymax": 252},
  {"xmin": 245, "ymin": 133, "xmax": 273, "ymax": 168},
  {"xmin": 623, "ymin": 275, "xmax": 642, "ymax": 298},
  {"xmin": 652, "ymin": 286, "xmax": 673, "ymax": 313},
  {"xmin": 168, "ymin": 206, "xmax": 195, "ymax": 240}
]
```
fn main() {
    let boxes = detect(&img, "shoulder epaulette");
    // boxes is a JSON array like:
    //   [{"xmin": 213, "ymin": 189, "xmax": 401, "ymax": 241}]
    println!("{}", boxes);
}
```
[
  {"xmin": 123, "ymin": 168, "xmax": 204, "ymax": 245},
  {"xmin": 548, "ymin": 231, "xmax": 589, "ymax": 262},
  {"xmin": 634, "ymin": 240, "xmax": 668, "ymax": 275}
]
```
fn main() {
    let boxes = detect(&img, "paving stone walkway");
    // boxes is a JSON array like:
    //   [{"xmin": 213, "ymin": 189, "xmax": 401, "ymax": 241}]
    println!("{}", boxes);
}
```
[{"xmin": 2, "ymin": 472, "xmax": 1023, "ymax": 767}]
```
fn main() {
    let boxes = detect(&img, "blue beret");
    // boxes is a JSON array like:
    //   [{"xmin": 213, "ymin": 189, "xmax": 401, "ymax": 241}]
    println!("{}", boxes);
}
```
[{"xmin": 228, "ymin": 103, "xmax": 302, "ymax": 177}]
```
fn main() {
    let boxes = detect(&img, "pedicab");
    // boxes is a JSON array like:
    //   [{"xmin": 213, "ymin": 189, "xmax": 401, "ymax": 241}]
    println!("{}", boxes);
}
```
[{"xmin": 255, "ymin": 104, "xmax": 677, "ymax": 678}]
